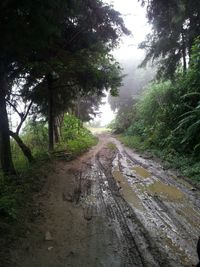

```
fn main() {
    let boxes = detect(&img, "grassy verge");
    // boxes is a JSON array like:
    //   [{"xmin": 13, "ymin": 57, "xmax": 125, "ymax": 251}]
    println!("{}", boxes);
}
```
[
  {"xmin": 55, "ymin": 131, "xmax": 98, "ymax": 157},
  {"xmin": 119, "ymin": 134, "xmax": 200, "ymax": 184}
]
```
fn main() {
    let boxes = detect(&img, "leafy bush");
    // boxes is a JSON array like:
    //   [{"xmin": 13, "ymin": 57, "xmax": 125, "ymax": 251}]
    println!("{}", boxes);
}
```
[
  {"xmin": 23, "ymin": 120, "xmax": 48, "ymax": 154},
  {"xmin": 62, "ymin": 115, "xmax": 81, "ymax": 140},
  {"xmin": 0, "ymin": 174, "xmax": 17, "ymax": 219},
  {"xmin": 60, "ymin": 114, "xmax": 98, "ymax": 155},
  {"xmin": 66, "ymin": 135, "xmax": 96, "ymax": 155},
  {"xmin": 119, "ymin": 135, "xmax": 146, "ymax": 151},
  {"xmin": 0, "ymin": 173, "xmax": 26, "ymax": 220},
  {"xmin": 108, "ymin": 101, "xmax": 136, "ymax": 133}
]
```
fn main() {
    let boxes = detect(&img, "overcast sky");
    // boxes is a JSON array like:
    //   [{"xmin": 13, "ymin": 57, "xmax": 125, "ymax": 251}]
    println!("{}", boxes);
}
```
[
  {"xmin": 97, "ymin": 0, "xmax": 150, "ymax": 126},
  {"xmin": 108, "ymin": 0, "xmax": 150, "ymax": 60}
]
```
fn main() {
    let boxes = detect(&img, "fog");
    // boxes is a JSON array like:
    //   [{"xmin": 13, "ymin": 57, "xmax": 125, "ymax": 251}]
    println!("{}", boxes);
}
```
[{"xmin": 97, "ymin": 0, "xmax": 152, "ymax": 126}]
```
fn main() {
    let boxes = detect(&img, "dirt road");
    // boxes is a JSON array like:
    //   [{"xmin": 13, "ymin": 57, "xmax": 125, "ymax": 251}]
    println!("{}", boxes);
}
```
[{"xmin": 11, "ymin": 134, "xmax": 200, "ymax": 266}]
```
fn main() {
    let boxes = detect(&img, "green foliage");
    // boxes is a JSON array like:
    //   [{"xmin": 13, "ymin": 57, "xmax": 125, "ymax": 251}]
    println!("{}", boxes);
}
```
[
  {"xmin": 11, "ymin": 142, "xmax": 29, "ymax": 172},
  {"xmin": 119, "ymin": 69, "xmax": 200, "ymax": 152},
  {"xmin": 10, "ymin": 114, "xmax": 97, "ymax": 174},
  {"xmin": 120, "ymin": 134, "xmax": 200, "ymax": 182},
  {"xmin": 109, "ymin": 101, "xmax": 136, "ymax": 133},
  {"xmin": 0, "ymin": 171, "xmax": 32, "ymax": 220},
  {"xmin": 22, "ymin": 120, "xmax": 48, "ymax": 157},
  {"xmin": 62, "ymin": 114, "xmax": 82, "ymax": 140},
  {"xmin": 131, "ymin": 81, "xmax": 181, "ymax": 148},
  {"xmin": 119, "ymin": 135, "xmax": 146, "ymax": 151},
  {"xmin": 150, "ymin": 149, "xmax": 200, "ymax": 182},
  {"xmin": 60, "ymin": 114, "xmax": 98, "ymax": 155},
  {"xmin": 113, "ymin": 37, "xmax": 200, "ymax": 183},
  {"xmin": 0, "ymin": 0, "xmax": 128, "ymax": 175},
  {"xmin": 0, "ymin": 174, "xmax": 17, "ymax": 219},
  {"xmin": 0, "ymin": 114, "xmax": 98, "ymax": 224},
  {"xmin": 66, "ymin": 134, "xmax": 97, "ymax": 156},
  {"xmin": 139, "ymin": 0, "xmax": 200, "ymax": 78}
]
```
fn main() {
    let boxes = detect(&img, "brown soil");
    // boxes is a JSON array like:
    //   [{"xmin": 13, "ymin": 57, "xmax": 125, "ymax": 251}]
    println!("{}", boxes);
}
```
[{"xmin": 9, "ymin": 134, "xmax": 200, "ymax": 267}]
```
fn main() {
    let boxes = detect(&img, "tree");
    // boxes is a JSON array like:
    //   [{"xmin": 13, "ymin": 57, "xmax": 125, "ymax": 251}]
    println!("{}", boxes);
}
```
[
  {"xmin": 108, "ymin": 59, "xmax": 154, "ymax": 111},
  {"xmin": 139, "ymin": 0, "xmax": 200, "ymax": 78},
  {"xmin": 26, "ymin": 51, "xmax": 123, "ymax": 150},
  {"xmin": 6, "ymin": 89, "xmax": 34, "ymax": 163},
  {"xmin": 0, "ymin": 0, "xmax": 70, "ymax": 174},
  {"xmin": 20, "ymin": 1, "xmax": 129, "ymax": 151},
  {"xmin": 0, "ymin": 0, "xmax": 129, "ymax": 173}
]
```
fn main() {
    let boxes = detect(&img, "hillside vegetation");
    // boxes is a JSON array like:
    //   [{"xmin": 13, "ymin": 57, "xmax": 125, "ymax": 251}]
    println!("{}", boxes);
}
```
[{"xmin": 112, "ymin": 37, "xmax": 200, "ymax": 183}]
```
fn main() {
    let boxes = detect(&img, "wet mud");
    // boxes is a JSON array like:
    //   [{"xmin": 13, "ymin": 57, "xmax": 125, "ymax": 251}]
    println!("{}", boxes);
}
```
[{"xmin": 10, "ymin": 134, "xmax": 200, "ymax": 267}]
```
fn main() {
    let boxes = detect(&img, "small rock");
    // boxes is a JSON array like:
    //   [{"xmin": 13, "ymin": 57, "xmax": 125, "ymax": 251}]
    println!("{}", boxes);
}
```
[
  {"xmin": 143, "ymin": 154, "xmax": 153, "ymax": 159},
  {"xmin": 67, "ymin": 251, "xmax": 75, "ymax": 257},
  {"xmin": 154, "ymin": 193, "xmax": 158, "ymax": 198},
  {"xmin": 126, "ymin": 173, "xmax": 136, "ymax": 178},
  {"xmin": 191, "ymin": 188, "xmax": 197, "ymax": 191},
  {"xmin": 48, "ymin": 246, "xmax": 54, "ymax": 251},
  {"xmin": 62, "ymin": 192, "xmax": 73, "ymax": 202},
  {"xmin": 26, "ymin": 230, "xmax": 31, "ymax": 235},
  {"xmin": 45, "ymin": 231, "xmax": 53, "ymax": 241},
  {"xmin": 84, "ymin": 207, "xmax": 93, "ymax": 221}
]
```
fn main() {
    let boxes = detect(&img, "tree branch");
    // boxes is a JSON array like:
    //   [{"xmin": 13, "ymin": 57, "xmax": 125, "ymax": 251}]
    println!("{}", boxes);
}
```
[
  {"xmin": 6, "ymin": 99, "xmax": 22, "ymax": 118},
  {"xmin": 16, "ymin": 100, "xmax": 33, "ymax": 134}
]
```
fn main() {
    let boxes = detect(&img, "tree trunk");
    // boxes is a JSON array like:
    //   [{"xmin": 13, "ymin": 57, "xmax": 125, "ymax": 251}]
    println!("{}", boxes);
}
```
[
  {"xmin": 0, "ymin": 75, "xmax": 16, "ymax": 175},
  {"xmin": 9, "ymin": 131, "xmax": 34, "ymax": 163},
  {"xmin": 47, "ymin": 73, "xmax": 54, "ymax": 152},
  {"xmin": 181, "ymin": 31, "xmax": 187, "ymax": 73},
  {"xmin": 54, "ymin": 122, "xmax": 59, "ymax": 143}
]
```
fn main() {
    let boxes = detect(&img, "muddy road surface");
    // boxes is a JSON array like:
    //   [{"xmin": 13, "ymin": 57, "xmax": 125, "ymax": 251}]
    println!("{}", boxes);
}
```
[{"xmin": 11, "ymin": 134, "xmax": 200, "ymax": 267}]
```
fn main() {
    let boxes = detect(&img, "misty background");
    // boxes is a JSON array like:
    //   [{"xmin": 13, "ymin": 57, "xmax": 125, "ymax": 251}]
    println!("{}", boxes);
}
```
[{"xmin": 95, "ymin": 0, "xmax": 155, "ymax": 126}]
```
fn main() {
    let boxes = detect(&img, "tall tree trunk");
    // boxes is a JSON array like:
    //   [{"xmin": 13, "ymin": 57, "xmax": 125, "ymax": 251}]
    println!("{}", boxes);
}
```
[
  {"xmin": 54, "ymin": 114, "xmax": 64, "ymax": 143},
  {"xmin": 58, "ymin": 113, "xmax": 64, "ymax": 140},
  {"xmin": 9, "ymin": 131, "xmax": 34, "ymax": 163},
  {"xmin": 47, "ymin": 73, "xmax": 54, "ymax": 152},
  {"xmin": 0, "ymin": 75, "xmax": 16, "ymax": 175},
  {"xmin": 54, "ymin": 122, "xmax": 59, "ymax": 143}
]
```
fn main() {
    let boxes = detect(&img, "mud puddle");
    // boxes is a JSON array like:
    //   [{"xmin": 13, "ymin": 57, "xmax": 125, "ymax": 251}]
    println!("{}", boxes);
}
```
[
  {"xmin": 145, "ymin": 180, "xmax": 185, "ymax": 202},
  {"xmin": 112, "ymin": 167, "xmax": 144, "ymax": 211},
  {"xmin": 110, "ymin": 137, "xmax": 200, "ymax": 266},
  {"xmin": 132, "ymin": 166, "xmax": 150, "ymax": 179}
]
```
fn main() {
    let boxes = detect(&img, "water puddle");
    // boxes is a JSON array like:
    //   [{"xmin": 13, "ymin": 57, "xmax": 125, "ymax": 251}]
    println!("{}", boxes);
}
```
[
  {"xmin": 112, "ymin": 168, "xmax": 144, "ymax": 211},
  {"xmin": 178, "ymin": 206, "xmax": 200, "ymax": 230},
  {"xmin": 164, "ymin": 235, "xmax": 191, "ymax": 265},
  {"xmin": 132, "ymin": 166, "xmax": 150, "ymax": 179},
  {"xmin": 146, "ymin": 181, "xmax": 185, "ymax": 202}
]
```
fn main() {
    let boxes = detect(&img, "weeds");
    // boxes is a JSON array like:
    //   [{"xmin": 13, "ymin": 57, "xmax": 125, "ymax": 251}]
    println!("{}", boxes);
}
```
[
  {"xmin": 119, "ymin": 134, "xmax": 200, "ymax": 183},
  {"xmin": 3, "ymin": 114, "xmax": 98, "ymax": 222},
  {"xmin": 119, "ymin": 135, "xmax": 147, "ymax": 151}
]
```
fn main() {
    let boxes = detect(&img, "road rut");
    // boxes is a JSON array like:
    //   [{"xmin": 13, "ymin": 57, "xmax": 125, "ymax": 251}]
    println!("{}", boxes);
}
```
[{"xmin": 11, "ymin": 134, "xmax": 200, "ymax": 267}]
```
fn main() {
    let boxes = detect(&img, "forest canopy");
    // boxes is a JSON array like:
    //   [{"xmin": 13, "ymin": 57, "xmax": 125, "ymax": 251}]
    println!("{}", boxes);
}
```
[{"xmin": 0, "ymin": 0, "xmax": 129, "ymax": 175}]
